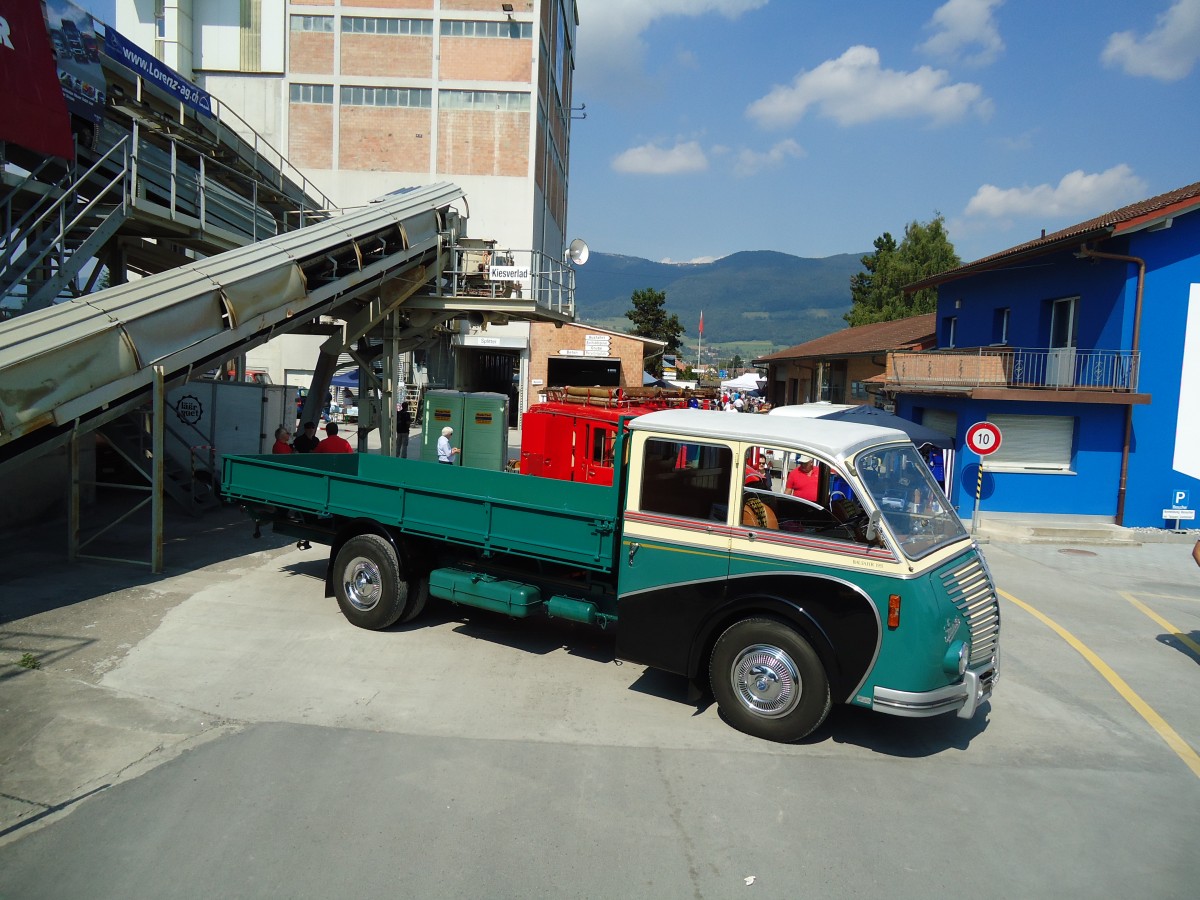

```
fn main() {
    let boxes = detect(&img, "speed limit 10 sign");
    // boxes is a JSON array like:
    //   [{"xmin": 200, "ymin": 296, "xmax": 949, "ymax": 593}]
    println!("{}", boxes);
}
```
[{"xmin": 966, "ymin": 422, "xmax": 1002, "ymax": 455}]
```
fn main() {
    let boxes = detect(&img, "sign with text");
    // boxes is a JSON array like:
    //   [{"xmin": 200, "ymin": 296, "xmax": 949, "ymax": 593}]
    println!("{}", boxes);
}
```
[
  {"xmin": 489, "ymin": 265, "xmax": 529, "ymax": 280},
  {"xmin": 104, "ymin": 25, "xmax": 213, "ymax": 116},
  {"xmin": 966, "ymin": 422, "xmax": 1002, "ymax": 456},
  {"xmin": 1171, "ymin": 489, "xmax": 1190, "ymax": 509}
]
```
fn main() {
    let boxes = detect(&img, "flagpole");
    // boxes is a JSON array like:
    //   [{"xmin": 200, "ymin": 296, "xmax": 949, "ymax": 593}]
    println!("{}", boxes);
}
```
[{"xmin": 697, "ymin": 311, "xmax": 703, "ymax": 377}]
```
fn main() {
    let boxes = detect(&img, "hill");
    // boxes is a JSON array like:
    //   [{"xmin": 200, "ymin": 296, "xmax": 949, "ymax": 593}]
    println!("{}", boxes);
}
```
[{"xmin": 571, "ymin": 250, "xmax": 865, "ymax": 354}]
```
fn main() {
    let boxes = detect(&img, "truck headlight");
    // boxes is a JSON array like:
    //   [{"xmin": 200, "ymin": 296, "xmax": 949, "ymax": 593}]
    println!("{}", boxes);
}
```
[{"xmin": 943, "ymin": 640, "xmax": 969, "ymax": 676}]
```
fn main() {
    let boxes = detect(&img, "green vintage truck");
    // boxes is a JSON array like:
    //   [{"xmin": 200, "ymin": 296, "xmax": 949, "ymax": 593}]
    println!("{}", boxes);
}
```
[{"xmin": 221, "ymin": 409, "xmax": 999, "ymax": 742}]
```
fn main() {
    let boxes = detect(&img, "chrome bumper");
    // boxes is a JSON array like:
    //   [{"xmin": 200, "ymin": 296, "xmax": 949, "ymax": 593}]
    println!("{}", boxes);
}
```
[{"xmin": 872, "ymin": 660, "xmax": 997, "ymax": 719}]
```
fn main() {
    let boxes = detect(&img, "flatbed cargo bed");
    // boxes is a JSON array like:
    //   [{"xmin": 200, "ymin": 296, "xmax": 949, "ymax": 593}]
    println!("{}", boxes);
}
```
[{"xmin": 221, "ymin": 453, "xmax": 622, "ymax": 572}]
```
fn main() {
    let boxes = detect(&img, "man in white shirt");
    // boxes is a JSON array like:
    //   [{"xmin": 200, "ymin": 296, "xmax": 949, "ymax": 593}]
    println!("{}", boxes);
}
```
[{"xmin": 437, "ymin": 426, "xmax": 460, "ymax": 464}]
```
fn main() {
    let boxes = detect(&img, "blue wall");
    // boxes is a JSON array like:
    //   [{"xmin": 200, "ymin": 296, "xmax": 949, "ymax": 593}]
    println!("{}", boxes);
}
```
[{"xmin": 900, "ymin": 208, "xmax": 1200, "ymax": 527}]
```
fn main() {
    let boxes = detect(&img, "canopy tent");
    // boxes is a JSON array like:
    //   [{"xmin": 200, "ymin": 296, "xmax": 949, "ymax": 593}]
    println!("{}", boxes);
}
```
[
  {"xmin": 820, "ymin": 405, "xmax": 954, "ymax": 449},
  {"xmin": 330, "ymin": 369, "xmax": 360, "ymax": 388},
  {"xmin": 720, "ymin": 372, "xmax": 766, "ymax": 392},
  {"xmin": 643, "ymin": 372, "xmax": 676, "ymax": 388}
]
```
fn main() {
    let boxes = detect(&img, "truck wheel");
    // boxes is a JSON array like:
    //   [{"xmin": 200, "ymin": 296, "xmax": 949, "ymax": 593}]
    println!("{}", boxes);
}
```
[
  {"xmin": 333, "ymin": 534, "xmax": 408, "ymax": 630},
  {"xmin": 398, "ymin": 576, "xmax": 429, "ymax": 624},
  {"xmin": 709, "ymin": 618, "xmax": 831, "ymax": 743}
]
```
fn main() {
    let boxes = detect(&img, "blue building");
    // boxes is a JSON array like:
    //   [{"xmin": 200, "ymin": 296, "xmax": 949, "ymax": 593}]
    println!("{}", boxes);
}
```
[{"xmin": 885, "ymin": 181, "xmax": 1200, "ymax": 529}]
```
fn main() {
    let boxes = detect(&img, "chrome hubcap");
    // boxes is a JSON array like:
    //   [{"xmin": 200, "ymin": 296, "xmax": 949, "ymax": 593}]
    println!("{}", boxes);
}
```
[
  {"xmin": 730, "ymin": 644, "xmax": 801, "ymax": 718},
  {"xmin": 343, "ymin": 556, "xmax": 382, "ymax": 611}
]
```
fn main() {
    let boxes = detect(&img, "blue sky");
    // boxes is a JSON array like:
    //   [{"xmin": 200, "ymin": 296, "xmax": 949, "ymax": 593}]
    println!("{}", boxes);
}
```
[{"xmin": 75, "ymin": 0, "xmax": 1199, "ymax": 265}]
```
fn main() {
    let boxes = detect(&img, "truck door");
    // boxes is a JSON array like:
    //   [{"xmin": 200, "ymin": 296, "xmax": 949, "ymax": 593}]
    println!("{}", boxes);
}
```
[
  {"xmin": 616, "ymin": 434, "xmax": 737, "ymax": 674},
  {"xmin": 575, "ymin": 420, "xmax": 618, "ymax": 485},
  {"xmin": 520, "ymin": 408, "xmax": 573, "ymax": 480}
]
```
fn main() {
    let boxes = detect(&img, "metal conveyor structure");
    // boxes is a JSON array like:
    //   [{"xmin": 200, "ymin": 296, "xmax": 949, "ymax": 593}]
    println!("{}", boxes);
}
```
[{"xmin": 0, "ymin": 181, "xmax": 575, "ymax": 567}]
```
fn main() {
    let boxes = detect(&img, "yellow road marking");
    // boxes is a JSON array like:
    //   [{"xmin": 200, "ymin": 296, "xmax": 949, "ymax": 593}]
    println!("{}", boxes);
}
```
[
  {"xmin": 1120, "ymin": 591, "xmax": 1200, "ymax": 658},
  {"xmin": 999, "ymin": 588, "xmax": 1200, "ymax": 780}
]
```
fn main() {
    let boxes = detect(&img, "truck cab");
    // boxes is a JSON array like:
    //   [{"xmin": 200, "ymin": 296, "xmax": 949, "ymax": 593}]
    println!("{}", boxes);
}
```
[{"xmin": 616, "ymin": 410, "xmax": 999, "ymax": 741}]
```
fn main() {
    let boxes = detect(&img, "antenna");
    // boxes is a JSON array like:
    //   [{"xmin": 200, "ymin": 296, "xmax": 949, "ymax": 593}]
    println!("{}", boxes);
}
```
[{"xmin": 566, "ymin": 238, "xmax": 589, "ymax": 266}]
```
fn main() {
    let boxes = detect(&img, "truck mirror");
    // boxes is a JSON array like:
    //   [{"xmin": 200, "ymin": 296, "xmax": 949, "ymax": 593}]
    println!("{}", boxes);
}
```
[{"xmin": 865, "ymin": 509, "xmax": 882, "ymax": 543}]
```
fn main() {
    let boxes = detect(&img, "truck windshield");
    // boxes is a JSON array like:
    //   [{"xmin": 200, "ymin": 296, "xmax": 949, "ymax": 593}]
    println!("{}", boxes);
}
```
[{"xmin": 855, "ymin": 445, "xmax": 966, "ymax": 560}]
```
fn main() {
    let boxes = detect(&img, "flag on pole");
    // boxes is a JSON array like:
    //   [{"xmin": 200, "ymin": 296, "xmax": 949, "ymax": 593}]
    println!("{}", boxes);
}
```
[{"xmin": 698, "ymin": 310, "xmax": 704, "ymax": 336}]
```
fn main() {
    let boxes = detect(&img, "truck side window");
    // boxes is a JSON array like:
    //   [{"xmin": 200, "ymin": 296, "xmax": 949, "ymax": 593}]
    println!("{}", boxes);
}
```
[{"xmin": 640, "ymin": 438, "xmax": 732, "ymax": 521}]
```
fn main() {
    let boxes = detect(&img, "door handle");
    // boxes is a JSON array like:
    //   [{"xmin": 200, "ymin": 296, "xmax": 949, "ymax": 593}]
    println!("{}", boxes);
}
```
[{"xmin": 628, "ymin": 542, "xmax": 641, "ymax": 565}]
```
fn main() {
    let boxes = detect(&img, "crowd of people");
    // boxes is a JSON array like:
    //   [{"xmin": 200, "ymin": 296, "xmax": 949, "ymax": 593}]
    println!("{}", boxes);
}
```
[{"xmin": 685, "ymin": 391, "xmax": 770, "ymax": 413}]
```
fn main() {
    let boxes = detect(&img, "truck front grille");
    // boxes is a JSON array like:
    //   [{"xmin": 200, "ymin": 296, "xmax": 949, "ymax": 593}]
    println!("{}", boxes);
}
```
[{"xmin": 941, "ymin": 554, "xmax": 1000, "ymax": 667}]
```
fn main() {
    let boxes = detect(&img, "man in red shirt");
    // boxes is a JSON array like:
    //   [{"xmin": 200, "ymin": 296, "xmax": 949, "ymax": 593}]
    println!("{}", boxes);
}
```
[
  {"xmin": 784, "ymin": 456, "xmax": 819, "ymax": 503},
  {"xmin": 315, "ymin": 421, "xmax": 354, "ymax": 454},
  {"xmin": 272, "ymin": 427, "xmax": 293, "ymax": 454}
]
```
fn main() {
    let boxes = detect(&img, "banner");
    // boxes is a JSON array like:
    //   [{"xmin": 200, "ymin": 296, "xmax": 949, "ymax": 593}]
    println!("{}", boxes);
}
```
[
  {"xmin": 103, "ymin": 25, "xmax": 213, "ymax": 117},
  {"xmin": 42, "ymin": 0, "xmax": 105, "ymax": 129},
  {"xmin": 0, "ymin": 0, "xmax": 74, "ymax": 158}
]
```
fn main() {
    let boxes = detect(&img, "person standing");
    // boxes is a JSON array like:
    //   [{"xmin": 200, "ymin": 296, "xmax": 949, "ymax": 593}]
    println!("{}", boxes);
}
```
[
  {"xmin": 396, "ymin": 402, "xmax": 412, "ymax": 459},
  {"xmin": 271, "ymin": 426, "xmax": 293, "ymax": 454},
  {"xmin": 293, "ymin": 421, "xmax": 319, "ymax": 453},
  {"xmin": 785, "ymin": 456, "xmax": 819, "ymax": 502},
  {"xmin": 437, "ymin": 426, "xmax": 460, "ymax": 465},
  {"xmin": 315, "ymin": 421, "xmax": 353, "ymax": 454}
]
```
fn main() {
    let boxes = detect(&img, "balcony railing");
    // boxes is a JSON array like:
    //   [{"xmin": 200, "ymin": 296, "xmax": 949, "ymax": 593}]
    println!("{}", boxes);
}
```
[{"xmin": 885, "ymin": 348, "xmax": 1140, "ymax": 392}]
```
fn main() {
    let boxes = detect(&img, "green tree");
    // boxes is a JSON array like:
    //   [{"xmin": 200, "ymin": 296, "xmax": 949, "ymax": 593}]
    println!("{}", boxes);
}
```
[
  {"xmin": 626, "ymin": 287, "xmax": 683, "ymax": 376},
  {"xmin": 731, "ymin": 354, "xmax": 744, "ymax": 370},
  {"xmin": 845, "ymin": 215, "xmax": 959, "ymax": 326}
]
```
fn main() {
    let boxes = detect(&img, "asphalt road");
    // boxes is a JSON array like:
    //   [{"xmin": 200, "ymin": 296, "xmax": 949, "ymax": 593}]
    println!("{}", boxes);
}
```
[{"xmin": 1, "ymin": 504, "xmax": 1198, "ymax": 898}]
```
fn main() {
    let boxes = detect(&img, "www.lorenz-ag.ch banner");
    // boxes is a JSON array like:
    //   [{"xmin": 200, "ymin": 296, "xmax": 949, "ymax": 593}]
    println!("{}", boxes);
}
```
[{"xmin": 102, "ymin": 25, "xmax": 213, "ymax": 117}]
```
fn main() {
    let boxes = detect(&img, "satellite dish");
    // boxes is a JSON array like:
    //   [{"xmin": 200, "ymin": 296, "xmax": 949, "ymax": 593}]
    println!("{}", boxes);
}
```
[{"xmin": 566, "ymin": 238, "xmax": 589, "ymax": 266}]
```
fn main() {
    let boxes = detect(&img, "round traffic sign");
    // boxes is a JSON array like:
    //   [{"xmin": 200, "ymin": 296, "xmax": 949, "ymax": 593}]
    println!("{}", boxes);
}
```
[{"xmin": 966, "ymin": 422, "xmax": 1002, "ymax": 455}]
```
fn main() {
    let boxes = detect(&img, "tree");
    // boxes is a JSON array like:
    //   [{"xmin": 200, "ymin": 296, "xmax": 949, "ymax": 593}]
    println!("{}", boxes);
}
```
[
  {"xmin": 845, "ymin": 215, "xmax": 960, "ymax": 326},
  {"xmin": 626, "ymin": 287, "xmax": 683, "ymax": 376}
]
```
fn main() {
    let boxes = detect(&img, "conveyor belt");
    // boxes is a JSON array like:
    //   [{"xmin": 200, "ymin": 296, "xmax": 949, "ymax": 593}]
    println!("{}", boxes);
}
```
[{"xmin": 0, "ymin": 182, "xmax": 465, "ymax": 472}]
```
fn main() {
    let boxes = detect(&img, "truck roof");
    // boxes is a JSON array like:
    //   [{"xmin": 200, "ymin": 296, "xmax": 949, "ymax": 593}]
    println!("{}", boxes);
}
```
[{"xmin": 626, "ymin": 408, "xmax": 911, "ymax": 462}]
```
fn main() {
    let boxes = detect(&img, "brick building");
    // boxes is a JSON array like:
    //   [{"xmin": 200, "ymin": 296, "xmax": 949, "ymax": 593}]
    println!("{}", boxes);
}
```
[{"xmin": 117, "ymin": 0, "xmax": 580, "ymax": 427}]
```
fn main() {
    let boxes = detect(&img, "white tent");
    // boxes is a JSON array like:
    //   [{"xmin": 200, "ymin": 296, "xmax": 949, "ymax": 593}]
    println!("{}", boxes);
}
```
[{"xmin": 721, "ymin": 372, "xmax": 766, "ymax": 392}]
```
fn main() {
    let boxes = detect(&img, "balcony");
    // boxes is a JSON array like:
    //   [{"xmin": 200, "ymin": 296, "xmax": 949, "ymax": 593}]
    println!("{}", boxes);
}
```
[{"xmin": 884, "ymin": 348, "xmax": 1149, "ymax": 404}]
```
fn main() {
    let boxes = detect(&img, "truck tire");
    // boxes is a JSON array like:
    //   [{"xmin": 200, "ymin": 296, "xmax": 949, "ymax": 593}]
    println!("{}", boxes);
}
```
[
  {"xmin": 333, "ymin": 534, "xmax": 409, "ymax": 630},
  {"xmin": 709, "ymin": 617, "xmax": 831, "ymax": 743},
  {"xmin": 398, "ymin": 576, "xmax": 429, "ymax": 624}
]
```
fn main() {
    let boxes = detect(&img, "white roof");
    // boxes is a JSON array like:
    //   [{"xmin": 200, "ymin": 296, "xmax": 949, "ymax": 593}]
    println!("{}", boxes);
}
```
[
  {"xmin": 627, "ymin": 408, "xmax": 909, "ymax": 464},
  {"xmin": 721, "ymin": 372, "xmax": 766, "ymax": 390},
  {"xmin": 767, "ymin": 402, "xmax": 855, "ymax": 419}
]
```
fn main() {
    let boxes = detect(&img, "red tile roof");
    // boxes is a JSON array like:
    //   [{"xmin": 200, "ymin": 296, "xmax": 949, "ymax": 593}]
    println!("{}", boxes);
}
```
[
  {"xmin": 755, "ymin": 313, "xmax": 936, "ymax": 362},
  {"xmin": 908, "ymin": 179, "xmax": 1200, "ymax": 291}
]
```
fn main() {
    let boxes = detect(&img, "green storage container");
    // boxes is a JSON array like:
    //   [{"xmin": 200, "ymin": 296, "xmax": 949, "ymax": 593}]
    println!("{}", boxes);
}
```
[
  {"xmin": 461, "ymin": 392, "xmax": 509, "ymax": 471},
  {"xmin": 428, "ymin": 568, "xmax": 542, "ymax": 617},
  {"xmin": 421, "ymin": 390, "xmax": 466, "ymax": 462}
]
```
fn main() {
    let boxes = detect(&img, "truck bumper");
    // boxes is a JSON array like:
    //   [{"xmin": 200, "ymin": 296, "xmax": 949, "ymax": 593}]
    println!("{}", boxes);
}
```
[{"xmin": 871, "ymin": 655, "xmax": 998, "ymax": 720}]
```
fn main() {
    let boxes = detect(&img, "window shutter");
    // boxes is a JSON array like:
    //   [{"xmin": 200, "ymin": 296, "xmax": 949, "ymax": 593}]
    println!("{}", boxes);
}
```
[
  {"xmin": 921, "ymin": 409, "xmax": 957, "ymax": 439},
  {"xmin": 987, "ymin": 414, "xmax": 1074, "ymax": 470}
]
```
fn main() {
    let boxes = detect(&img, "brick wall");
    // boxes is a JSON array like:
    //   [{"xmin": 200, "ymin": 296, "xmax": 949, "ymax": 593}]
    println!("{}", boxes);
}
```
[
  {"xmin": 340, "ymin": 106, "xmax": 432, "ymax": 171},
  {"xmin": 437, "ymin": 110, "xmax": 529, "ymax": 176},
  {"xmin": 289, "ymin": 31, "xmax": 334, "ymax": 75},
  {"xmin": 529, "ymin": 324, "xmax": 648, "ymax": 392},
  {"xmin": 343, "ymin": 0, "xmax": 432, "ymax": 8},
  {"xmin": 440, "ymin": 36, "xmax": 532, "ymax": 82},
  {"xmin": 288, "ymin": 103, "xmax": 334, "ymax": 169},
  {"xmin": 340, "ymin": 34, "xmax": 434, "ymax": 77}
]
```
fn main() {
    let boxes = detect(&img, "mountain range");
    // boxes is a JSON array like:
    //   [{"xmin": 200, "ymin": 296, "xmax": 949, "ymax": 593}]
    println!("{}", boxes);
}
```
[{"xmin": 570, "ymin": 250, "xmax": 866, "ymax": 353}]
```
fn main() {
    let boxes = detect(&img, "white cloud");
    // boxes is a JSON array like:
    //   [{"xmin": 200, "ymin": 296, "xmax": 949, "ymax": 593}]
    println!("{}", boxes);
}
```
[
  {"xmin": 662, "ymin": 256, "xmax": 720, "ymax": 265},
  {"xmin": 733, "ymin": 139, "xmax": 805, "ymax": 177},
  {"xmin": 1102, "ymin": 0, "xmax": 1200, "ymax": 81},
  {"xmin": 964, "ymin": 164, "xmax": 1148, "ymax": 219},
  {"xmin": 612, "ymin": 141, "xmax": 708, "ymax": 175},
  {"xmin": 746, "ymin": 46, "xmax": 990, "ymax": 128},
  {"xmin": 918, "ymin": 0, "xmax": 1006, "ymax": 66},
  {"xmin": 574, "ymin": 0, "xmax": 767, "ymax": 90}
]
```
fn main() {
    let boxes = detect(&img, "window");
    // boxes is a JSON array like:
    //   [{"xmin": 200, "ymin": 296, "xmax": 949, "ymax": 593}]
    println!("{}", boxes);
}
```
[
  {"xmin": 291, "ymin": 15, "xmax": 334, "ymax": 32},
  {"xmin": 992, "ymin": 307, "xmax": 1010, "ymax": 345},
  {"xmin": 342, "ymin": 17, "xmax": 432, "ymax": 36},
  {"xmin": 920, "ymin": 408, "xmax": 958, "ymax": 441},
  {"xmin": 441, "ymin": 19, "xmax": 533, "ymax": 39},
  {"xmin": 340, "ymin": 86, "xmax": 432, "ymax": 108},
  {"xmin": 439, "ymin": 90, "xmax": 531, "ymax": 112},
  {"xmin": 639, "ymin": 439, "xmax": 732, "ymax": 521},
  {"xmin": 985, "ymin": 414, "xmax": 1075, "ymax": 472},
  {"xmin": 290, "ymin": 83, "xmax": 333, "ymax": 104},
  {"xmin": 943, "ymin": 316, "xmax": 958, "ymax": 348},
  {"xmin": 850, "ymin": 381, "xmax": 868, "ymax": 399}
]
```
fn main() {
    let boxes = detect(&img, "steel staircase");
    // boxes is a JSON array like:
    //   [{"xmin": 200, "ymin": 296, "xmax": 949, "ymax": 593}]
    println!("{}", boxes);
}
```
[{"xmin": 97, "ymin": 406, "xmax": 221, "ymax": 517}]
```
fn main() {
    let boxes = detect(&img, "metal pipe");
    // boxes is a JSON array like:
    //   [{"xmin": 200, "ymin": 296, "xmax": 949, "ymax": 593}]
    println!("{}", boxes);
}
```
[{"xmin": 1078, "ymin": 244, "xmax": 1145, "ymax": 526}]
